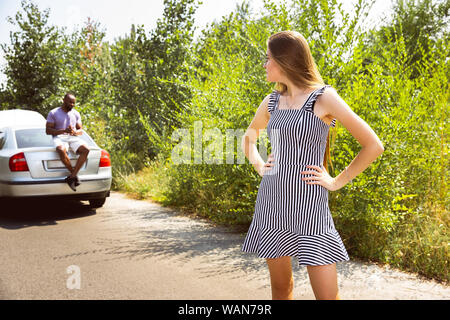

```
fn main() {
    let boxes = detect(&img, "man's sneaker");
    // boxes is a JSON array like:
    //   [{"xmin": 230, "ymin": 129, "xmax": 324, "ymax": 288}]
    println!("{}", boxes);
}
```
[
  {"xmin": 74, "ymin": 176, "xmax": 81, "ymax": 187},
  {"xmin": 65, "ymin": 176, "xmax": 77, "ymax": 191}
]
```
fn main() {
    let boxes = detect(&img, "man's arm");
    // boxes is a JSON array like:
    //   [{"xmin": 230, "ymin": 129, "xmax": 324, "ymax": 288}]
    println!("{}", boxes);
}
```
[
  {"xmin": 72, "ymin": 122, "xmax": 83, "ymax": 136},
  {"xmin": 46, "ymin": 111, "xmax": 68, "ymax": 135},
  {"xmin": 46, "ymin": 121, "xmax": 67, "ymax": 136},
  {"xmin": 71, "ymin": 111, "xmax": 83, "ymax": 136}
]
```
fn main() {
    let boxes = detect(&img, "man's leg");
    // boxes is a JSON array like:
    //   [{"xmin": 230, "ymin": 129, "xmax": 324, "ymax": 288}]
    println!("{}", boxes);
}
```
[
  {"xmin": 54, "ymin": 137, "xmax": 77, "ymax": 191},
  {"xmin": 69, "ymin": 144, "xmax": 90, "ymax": 179},
  {"xmin": 56, "ymin": 146, "xmax": 74, "ymax": 174}
]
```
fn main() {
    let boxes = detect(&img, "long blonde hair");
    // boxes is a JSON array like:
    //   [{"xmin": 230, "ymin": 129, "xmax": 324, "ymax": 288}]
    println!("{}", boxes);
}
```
[{"xmin": 267, "ymin": 30, "xmax": 334, "ymax": 172}]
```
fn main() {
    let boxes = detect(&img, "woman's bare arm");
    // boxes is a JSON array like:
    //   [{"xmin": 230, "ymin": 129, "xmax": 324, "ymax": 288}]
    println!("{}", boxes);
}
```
[
  {"xmin": 320, "ymin": 87, "xmax": 384, "ymax": 190},
  {"xmin": 241, "ymin": 93, "xmax": 272, "ymax": 176}
]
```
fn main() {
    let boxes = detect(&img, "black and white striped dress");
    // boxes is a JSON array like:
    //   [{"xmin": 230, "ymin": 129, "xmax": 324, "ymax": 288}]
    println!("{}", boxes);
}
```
[{"xmin": 241, "ymin": 84, "xmax": 350, "ymax": 266}]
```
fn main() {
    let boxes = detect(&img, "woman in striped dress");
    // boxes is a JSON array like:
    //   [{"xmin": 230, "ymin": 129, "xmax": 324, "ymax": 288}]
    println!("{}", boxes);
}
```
[{"xmin": 241, "ymin": 31, "xmax": 384, "ymax": 300}]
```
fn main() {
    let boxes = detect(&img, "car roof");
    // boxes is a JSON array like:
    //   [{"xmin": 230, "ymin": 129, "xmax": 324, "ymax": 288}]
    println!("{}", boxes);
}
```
[{"xmin": 0, "ymin": 109, "xmax": 47, "ymax": 129}]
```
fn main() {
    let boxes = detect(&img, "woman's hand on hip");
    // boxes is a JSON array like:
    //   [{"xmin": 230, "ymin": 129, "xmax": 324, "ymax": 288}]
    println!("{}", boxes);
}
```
[
  {"xmin": 259, "ymin": 153, "xmax": 275, "ymax": 177},
  {"xmin": 301, "ymin": 165, "xmax": 338, "ymax": 191}
]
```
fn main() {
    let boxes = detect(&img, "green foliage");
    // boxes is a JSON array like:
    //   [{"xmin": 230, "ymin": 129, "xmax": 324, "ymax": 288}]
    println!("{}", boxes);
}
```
[
  {"xmin": 0, "ymin": 0, "xmax": 66, "ymax": 114},
  {"xmin": 365, "ymin": 0, "xmax": 450, "ymax": 79},
  {"xmin": 108, "ymin": 0, "xmax": 199, "ymax": 159}
]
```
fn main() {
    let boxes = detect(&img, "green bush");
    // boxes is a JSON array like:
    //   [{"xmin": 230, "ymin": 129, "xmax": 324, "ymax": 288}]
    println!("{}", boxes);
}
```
[{"xmin": 119, "ymin": 0, "xmax": 449, "ymax": 282}]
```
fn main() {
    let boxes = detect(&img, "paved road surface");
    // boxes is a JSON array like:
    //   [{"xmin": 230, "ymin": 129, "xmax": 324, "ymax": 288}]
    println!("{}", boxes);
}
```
[{"xmin": 0, "ymin": 192, "xmax": 448, "ymax": 299}]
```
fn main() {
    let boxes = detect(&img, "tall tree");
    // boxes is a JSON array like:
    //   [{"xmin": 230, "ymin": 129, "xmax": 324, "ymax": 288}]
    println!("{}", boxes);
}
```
[
  {"xmin": 364, "ymin": 0, "xmax": 449, "ymax": 79},
  {"xmin": 110, "ymin": 0, "xmax": 200, "ymax": 158},
  {"xmin": 0, "ymin": 0, "xmax": 65, "ymax": 114}
]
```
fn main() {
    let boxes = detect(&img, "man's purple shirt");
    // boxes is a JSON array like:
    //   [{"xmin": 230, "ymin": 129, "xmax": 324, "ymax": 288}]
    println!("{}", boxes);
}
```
[{"xmin": 47, "ymin": 107, "xmax": 81, "ymax": 135}]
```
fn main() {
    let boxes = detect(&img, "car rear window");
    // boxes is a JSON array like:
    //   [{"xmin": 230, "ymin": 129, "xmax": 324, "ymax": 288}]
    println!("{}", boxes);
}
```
[
  {"xmin": 15, "ymin": 128, "xmax": 97, "ymax": 148},
  {"xmin": 0, "ymin": 130, "xmax": 6, "ymax": 150}
]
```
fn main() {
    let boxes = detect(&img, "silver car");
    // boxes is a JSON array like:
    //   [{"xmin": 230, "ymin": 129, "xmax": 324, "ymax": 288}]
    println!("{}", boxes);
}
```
[{"xmin": 0, "ymin": 109, "xmax": 112, "ymax": 208}]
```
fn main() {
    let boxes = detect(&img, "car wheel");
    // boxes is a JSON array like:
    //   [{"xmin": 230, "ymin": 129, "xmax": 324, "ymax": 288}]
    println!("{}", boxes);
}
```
[{"xmin": 89, "ymin": 197, "xmax": 106, "ymax": 208}]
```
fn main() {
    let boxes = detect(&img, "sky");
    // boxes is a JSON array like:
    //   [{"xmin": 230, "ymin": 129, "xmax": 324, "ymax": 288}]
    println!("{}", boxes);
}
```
[{"xmin": 0, "ymin": 0, "xmax": 394, "ymax": 85}]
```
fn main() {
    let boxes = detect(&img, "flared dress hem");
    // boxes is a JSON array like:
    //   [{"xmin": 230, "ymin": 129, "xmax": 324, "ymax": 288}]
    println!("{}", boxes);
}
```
[{"xmin": 241, "ymin": 223, "xmax": 350, "ymax": 266}]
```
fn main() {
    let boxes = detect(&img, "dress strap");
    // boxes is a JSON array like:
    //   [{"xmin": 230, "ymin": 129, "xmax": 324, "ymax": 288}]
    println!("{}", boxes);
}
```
[
  {"xmin": 267, "ymin": 90, "xmax": 280, "ymax": 114},
  {"xmin": 304, "ymin": 85, "xmax": 336, "ymax": 127},
  {"xmin": 304, "ymin": 85, "xmax": 331, "ymax": 112}
]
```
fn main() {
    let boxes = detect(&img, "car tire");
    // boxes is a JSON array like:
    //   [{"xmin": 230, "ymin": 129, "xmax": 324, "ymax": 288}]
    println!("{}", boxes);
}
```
[{"xmin": 89, "ymin": 197, "xmax": 106, "ymax": 208}]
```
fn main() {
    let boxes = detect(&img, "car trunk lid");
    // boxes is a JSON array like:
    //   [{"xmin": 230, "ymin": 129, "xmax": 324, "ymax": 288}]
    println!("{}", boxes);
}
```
[
  {"xmin": 24, "ymin": 147, "xmax": 101, "ymax": 179},
  {"xmin": 14, "ymin": 128, "xmax": 101, "ymax": 179}
]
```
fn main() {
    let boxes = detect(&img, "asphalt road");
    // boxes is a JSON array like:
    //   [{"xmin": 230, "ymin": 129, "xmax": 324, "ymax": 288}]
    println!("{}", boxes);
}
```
[{"xmin": 0, "ymin": 192, "xmax": 448, "ymax": 300}]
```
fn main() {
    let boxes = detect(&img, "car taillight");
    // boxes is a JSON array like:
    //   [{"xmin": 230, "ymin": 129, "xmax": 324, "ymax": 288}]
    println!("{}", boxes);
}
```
[
  {"xmin": 99, "ymin": 150, "xmax": 111, "ymax": 167},
  {"xmin": 9, "ymin": 152, "xmax": 29, "ymax": 171}
]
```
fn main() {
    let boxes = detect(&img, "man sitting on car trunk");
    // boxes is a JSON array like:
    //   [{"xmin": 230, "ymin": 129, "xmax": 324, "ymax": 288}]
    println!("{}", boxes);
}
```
[{"xmin": 45, "ymin": 93, "xmax": 90, "ymax": 191}]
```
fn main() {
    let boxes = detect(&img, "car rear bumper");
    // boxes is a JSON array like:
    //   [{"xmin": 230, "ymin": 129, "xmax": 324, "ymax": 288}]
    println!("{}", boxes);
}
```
[
  {"xmin": 1, "ymin": 190, "xmax": 110, "ymax": 201},
  {"xmin": 0, "ymin": 177, "xmax": 111, "ymax": 198}
]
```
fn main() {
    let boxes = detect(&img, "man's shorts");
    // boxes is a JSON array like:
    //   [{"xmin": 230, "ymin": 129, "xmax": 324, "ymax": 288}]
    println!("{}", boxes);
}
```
[{"xmin": 53, "ymin": 135, "xmax": 88, "ymax": 154}]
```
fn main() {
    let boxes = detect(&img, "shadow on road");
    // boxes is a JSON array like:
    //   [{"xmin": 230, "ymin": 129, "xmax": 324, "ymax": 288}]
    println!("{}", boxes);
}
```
[
  {"xmin": 90, "ymin": 204, "xmax": 283, "ymax": 286},
  {"xmin": 0, "ymin": 198, "xmax": 96, "ymax": 230},
  {"xmin": 92, "ymin": 202, "xmax": 376, "ymax": 287}
]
